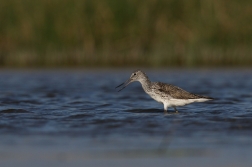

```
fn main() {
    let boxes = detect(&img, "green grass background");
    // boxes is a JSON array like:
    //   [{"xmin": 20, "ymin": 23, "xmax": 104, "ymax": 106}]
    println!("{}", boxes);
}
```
[{"xmin": 0, "ymin": 0, "xmax": 251, "ymax": 67}]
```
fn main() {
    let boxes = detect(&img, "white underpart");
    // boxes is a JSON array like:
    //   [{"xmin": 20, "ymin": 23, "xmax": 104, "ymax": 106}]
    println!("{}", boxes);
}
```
[
  {"xmin": 163, "ymin": 98, "xmax": 210, "ymax": 111},
  {"xmin": 146, "ymin": 91, "xmax": 211, "ymax": 111}
]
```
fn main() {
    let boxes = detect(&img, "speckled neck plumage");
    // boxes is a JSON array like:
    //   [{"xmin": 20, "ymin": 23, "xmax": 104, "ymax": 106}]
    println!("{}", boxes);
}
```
[{"xmin": 138, "ymin": 77, "xmax": 152, "ymax": 92}]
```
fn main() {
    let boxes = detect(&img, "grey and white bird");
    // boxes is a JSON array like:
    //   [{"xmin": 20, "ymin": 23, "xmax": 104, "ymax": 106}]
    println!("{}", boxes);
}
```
[{"xmin": 116, "ymin": 70, "xmax": 213, "ymax": 112}]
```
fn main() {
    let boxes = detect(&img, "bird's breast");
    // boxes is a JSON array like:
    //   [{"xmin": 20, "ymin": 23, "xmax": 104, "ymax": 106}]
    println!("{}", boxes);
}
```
[{"xmin": 146, "ymin": 91, "xmax": 166, "ymax": 103}]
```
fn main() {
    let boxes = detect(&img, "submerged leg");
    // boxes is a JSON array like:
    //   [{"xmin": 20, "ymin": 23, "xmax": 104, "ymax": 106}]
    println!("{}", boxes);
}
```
[
  {"xmin": 173, "ymin": 107, "xmax": 178, "ymax": 113},
  {"xmin": 163, "ymin": 103, "xmax": 168, "ymax": 113},
  {"xmin": 164, "ymin": 108, "xmax": 168, "ymax": 113}
]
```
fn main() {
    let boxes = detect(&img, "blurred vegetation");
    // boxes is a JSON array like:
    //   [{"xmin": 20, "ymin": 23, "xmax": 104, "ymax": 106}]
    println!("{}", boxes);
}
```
[{"xmin": 0, "ymin": 0, "xmax": 252, "ymax": 67}]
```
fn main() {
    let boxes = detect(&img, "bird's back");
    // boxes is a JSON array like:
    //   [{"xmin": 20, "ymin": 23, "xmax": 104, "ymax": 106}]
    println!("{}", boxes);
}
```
[{"xmin": 153, "ymin": 82, "xmax": 212, "ymax": 100}]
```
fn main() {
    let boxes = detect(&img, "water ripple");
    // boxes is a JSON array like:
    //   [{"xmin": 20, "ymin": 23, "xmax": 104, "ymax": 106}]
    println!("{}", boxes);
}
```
[
  {"xmin": 0, "ymin": 69, "xmax": 251, "ymax": 142},
  {"xmin": 0, "ymin": 109, "xmax": 31, "ymax": 113}
]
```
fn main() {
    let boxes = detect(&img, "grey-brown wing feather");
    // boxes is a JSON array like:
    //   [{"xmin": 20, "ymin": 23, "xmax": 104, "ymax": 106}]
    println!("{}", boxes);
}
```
[{"xmin": 155, "ymin": 82, "xmax": 211, "ymax": 99}]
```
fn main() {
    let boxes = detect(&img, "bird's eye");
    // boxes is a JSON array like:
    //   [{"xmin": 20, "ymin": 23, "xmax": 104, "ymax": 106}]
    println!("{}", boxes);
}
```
[{"xmin": 133, "ymin": 73, "xmax": 136, "ymax": 76}]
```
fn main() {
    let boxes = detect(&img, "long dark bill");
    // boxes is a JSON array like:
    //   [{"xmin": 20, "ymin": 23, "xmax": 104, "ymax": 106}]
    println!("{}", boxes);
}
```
[
  {"xmin": 115, "ymin": 79, "xmax": 132, "ymax": 92},
  {"xmin": 115, "ymin": 82, "xmax": 124, "ymax": 89}
]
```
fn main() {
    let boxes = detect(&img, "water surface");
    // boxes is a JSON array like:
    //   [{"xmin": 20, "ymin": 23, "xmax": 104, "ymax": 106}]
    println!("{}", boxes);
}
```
[{"xmin": 0, "ymin": 69, "xmax": 252, "ymax": 167}]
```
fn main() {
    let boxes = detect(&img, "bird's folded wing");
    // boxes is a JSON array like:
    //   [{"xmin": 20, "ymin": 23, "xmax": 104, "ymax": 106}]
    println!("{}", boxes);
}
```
[{"xmin": 155, "ymin": 82, "xmax": 209, "ymax": 99}]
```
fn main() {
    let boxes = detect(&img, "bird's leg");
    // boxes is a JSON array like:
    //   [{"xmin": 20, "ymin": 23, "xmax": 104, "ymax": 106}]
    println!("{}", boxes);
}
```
[
  {"xmin": 163, "ymin": 104, "xmax": 168, "ymax": 113},
  {"xmin": 173, "ymin": 107, "xmax": 178, "ymax": 113},
  {"xmin": 164, "ymin": 108, "xmax": 167, "ymax": 113}
]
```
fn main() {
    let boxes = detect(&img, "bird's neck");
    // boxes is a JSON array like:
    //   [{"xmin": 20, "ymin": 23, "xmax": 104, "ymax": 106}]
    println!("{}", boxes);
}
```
[{"xmin": 139, "ymin": 78, "xmax": 151, "ymax": 91}]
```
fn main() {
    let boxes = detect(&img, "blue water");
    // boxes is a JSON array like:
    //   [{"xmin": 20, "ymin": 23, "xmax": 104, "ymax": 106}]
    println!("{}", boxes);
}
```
[{"xmin": 0, "ymin": 69, "xmax": 252, "ymax": 167}]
